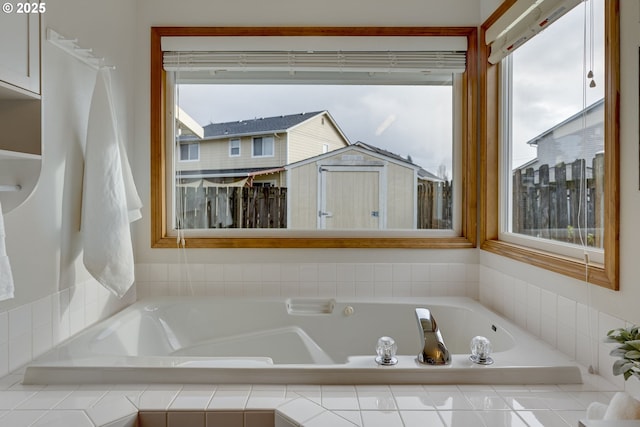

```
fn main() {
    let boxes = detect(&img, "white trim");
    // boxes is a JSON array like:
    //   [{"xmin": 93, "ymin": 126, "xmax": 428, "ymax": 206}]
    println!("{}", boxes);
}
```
[
  {"xmin": 229, "ymin": 138, "xmax": 241, "ymax": 157},
  {"xmin": 251, "ymin": 136, "xmax": 275, "ymax": 158}
]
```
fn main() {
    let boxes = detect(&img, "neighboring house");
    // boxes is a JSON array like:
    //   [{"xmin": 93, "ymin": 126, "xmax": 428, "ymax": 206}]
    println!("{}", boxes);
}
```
[
  {"xmin": 176, "ymin": 110, "xmax": 350, "ymax": 187},
  {"xmin": 285, "ymin": 141, "xmax": 445, "ymax": 230},
  {"xmin": 515, "ymin": 98, "xmax": 604, "ymax": 174}
]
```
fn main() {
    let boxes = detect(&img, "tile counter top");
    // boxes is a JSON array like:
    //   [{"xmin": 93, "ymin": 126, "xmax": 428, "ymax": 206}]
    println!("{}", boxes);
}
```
[{"xmin": 0, "ymin": 367, "xmax": 629, "ymax": 427}]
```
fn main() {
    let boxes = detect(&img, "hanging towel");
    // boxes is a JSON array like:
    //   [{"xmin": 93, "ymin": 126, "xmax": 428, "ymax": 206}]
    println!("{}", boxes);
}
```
[
  {"xmin": 81, "ymin": 68, "xmax": 142, "ymax": 298},
  {"xmin": 0, "ymin": 201, "xmax": 15, "ymax": 301}
]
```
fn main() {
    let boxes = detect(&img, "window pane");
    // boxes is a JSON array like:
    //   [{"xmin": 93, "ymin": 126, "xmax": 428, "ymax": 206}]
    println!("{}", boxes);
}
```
[
  {"xmin": 179, "ymin": 144, "xmax": 189, "ymax": 161},
  {"xmin": 174, "ymin": 83, "xmax": 454, "ymax": 231},
  {"xmin": 508, "ymin": 0, "xmax": 604, "ymax": 248}
]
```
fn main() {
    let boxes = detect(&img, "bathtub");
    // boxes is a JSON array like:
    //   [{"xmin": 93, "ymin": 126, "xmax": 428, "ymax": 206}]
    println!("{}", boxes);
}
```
[{"xmin": 23, "ymin": 296, "xmax": 582, "ymax": 385}]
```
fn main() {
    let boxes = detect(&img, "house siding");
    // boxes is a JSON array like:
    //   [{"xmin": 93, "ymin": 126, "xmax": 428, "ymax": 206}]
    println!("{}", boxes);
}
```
[
  {"xmin": 288, "ymin": 164, "xmax": 319, "ymax": 229},
  {"xmin": 287, "ymin": 115, "xmax": 349, "ymax": 164},
  {"xmin": 386, "ymin": 162, "xmax": 415, "ymax": 229},
  {"xmin": 175, "ymin": 134, "xmax": 287, "ymax": 173}
]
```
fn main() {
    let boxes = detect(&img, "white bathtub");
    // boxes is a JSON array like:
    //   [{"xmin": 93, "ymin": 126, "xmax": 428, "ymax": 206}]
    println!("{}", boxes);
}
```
[{"xmin": 23, "ymin": 296, "xmax": 582, "ymax": 385}]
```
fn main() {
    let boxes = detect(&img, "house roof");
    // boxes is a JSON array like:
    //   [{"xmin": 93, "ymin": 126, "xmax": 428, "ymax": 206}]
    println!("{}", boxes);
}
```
[
  {"xmin": 180, "ymin": 111, "xmax": 327, "ymax": 141},
  {"xmin": 525, "ymin": 98, "xmax": 604, "ymax": 147}
]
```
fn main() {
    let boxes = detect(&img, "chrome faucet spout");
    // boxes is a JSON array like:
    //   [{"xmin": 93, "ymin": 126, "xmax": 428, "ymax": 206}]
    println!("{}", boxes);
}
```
[{"xmin": 415, "ymin": 308, "xmax": 451, "ymax": 365}]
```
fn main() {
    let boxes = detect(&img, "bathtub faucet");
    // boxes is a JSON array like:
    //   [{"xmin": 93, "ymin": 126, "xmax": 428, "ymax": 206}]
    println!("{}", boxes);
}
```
[{"xmin": 415, "ymin": 308, "xmax": 451, "ymax": 365}]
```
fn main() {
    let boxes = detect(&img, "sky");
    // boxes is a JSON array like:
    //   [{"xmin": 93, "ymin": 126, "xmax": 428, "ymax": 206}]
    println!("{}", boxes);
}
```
[
  {"xmin": 178, "ymin": 83, "xmax": 453, "ymax": 177},
  {"xmin": 176, "ymin": 0, "xmax": 604, "ymax": 176}
]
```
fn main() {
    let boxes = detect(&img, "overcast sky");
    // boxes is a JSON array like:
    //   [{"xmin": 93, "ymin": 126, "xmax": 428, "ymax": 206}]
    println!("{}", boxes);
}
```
[{"xmin": 177, "ymin": 0, "xmax": 603, "ymax": 176}]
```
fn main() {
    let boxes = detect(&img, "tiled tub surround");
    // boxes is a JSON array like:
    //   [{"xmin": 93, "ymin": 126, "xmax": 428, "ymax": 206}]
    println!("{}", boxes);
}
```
[
  {"xmin": 0, "ymin": 260, "xmax": 638, "ymax": 425},
  {"xmin": 0, "ymin": 369, "xmax": 627, "ymax": 427}
]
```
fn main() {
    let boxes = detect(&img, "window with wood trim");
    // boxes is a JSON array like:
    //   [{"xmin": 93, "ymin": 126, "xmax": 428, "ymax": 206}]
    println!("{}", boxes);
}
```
[
  {"xmin": 150, "ymin": 27, "xmax": 478, "ymax": 249},
  {"xmin": 480, "ymin": 0, "xmax": 619, "ymax": 289}
]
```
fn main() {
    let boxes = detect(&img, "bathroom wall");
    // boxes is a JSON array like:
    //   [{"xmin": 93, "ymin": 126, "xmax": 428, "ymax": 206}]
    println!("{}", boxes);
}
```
[{"xmin": 0, "ymin": 0, "xmax": 138, "ymax": 375}]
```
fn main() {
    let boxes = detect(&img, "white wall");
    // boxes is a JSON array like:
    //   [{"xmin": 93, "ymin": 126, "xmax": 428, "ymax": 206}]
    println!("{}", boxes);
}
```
[{"xmin": 0, "ymin": 0, "xmax": 138, "ymax": 373}]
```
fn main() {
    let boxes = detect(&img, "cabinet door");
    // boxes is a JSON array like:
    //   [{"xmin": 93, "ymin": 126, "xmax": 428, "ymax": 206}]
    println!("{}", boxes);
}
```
[{"xmin": 0, "ymin": 10, "xmax": 40, "ymax": 95}]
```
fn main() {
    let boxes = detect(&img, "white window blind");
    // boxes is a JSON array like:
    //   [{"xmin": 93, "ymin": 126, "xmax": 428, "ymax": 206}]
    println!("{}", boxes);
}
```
[
  {"xmin": 486, "ymin": 0, "xmax": 583, "ymax": 64},
  {"xmin": 162, "ymin": 36, "xmax": 467, "ymax": 84}
]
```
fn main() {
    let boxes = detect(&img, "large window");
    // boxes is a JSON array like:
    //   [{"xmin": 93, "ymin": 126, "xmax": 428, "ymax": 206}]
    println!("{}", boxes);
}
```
[
  {"xmin": 151, "ymin": 27, "xmax": 478, "ymax": 249},
  {"xmin": 481, "ymin": 0, "xmax": 619, "ymax": 289}
]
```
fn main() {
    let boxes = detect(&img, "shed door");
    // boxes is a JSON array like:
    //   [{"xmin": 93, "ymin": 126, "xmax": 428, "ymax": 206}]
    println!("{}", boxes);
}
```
[{"xmin": 319, "ymin": 167, "xmax": 384, "ymax": 229}]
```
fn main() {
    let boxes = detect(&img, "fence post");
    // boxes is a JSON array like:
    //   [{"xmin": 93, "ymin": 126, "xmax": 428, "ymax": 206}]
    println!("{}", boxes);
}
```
[{"xmin": 539, "ymin": 164, "xmax": 550, "ymax": 239}]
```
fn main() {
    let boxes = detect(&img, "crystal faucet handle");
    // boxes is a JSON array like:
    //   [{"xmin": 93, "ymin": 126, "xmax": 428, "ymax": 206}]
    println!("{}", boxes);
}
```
[{"xmin": 375, "ymin": 336, "xmax": 398, "ymax": 366}]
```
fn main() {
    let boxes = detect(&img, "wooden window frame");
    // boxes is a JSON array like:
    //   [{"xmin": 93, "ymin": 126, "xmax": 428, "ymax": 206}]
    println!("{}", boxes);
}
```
[
  {"xmin": 479, "ymin": 1, "xmax": 620, "ymax": 289},
  {"xmin": 150, "ymin": 26, "xmax": 478, "ymax": 249}
]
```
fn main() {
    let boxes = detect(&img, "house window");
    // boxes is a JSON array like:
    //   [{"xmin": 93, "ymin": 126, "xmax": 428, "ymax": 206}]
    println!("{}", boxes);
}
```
[
  {"xmin": 229, "ymin": 138, "xmax": 240, "ymax": 157},
  {"xmin": 252, "ymin": 136, "xmax": 274, "ymax": 157},
  {"xmin": 151, "ymin": 27, "xmax": 478, "ymax": 249},
  {"xmin": 179, "ymin": 142, "xmax": 199, "ymax": 161},
  {"xmin": 481, "ymin": 0, "xmax": 619, "ymax": 289}
]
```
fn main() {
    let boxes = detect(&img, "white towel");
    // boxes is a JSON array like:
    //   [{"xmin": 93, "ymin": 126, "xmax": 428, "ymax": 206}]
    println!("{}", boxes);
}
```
[
  {"xmin": 0, "ymin": 201, "xmax": 15, "ymax": 301},
  {"xmin": 81, "ymin": 68, "xmax": 142, "ymax": 298},
  {"xmin": 603, "ymin": 392, "xmax": 640, "ymax": 420}
]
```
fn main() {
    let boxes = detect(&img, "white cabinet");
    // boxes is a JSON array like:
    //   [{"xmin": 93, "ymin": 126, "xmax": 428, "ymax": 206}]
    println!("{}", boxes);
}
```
[
  {"xmin": 0, "ymin": 8, "xmax": 42, "ymax": 213},
  {"xmin": 0, "ymin": 11, "xmax": 40, "ymax": 95}
]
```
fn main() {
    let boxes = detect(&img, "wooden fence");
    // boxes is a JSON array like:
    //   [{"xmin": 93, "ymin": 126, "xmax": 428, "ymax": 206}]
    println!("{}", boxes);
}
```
[
  {"xmin": 177, "ymin": 181, "xmax": 452, "ymax": 230},
  {"xmin": 417, "ymin": 180, "xmax": 453, "ymax": 230},
  {"xmin": 177, "ymin": 186, "xmax": 287, "ymax": 229},
  {"xmin": 512, "ymin": 154, "xmax": 604, "ymax": 247}
]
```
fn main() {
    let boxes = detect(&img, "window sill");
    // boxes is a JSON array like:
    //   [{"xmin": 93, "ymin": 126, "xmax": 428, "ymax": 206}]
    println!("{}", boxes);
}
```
[{"xmin": 480, "ymin": 239, "xmax": 615, "ymax": 290}]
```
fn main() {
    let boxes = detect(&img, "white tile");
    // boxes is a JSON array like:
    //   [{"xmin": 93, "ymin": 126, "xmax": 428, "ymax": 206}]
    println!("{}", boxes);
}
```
[
  {"xmin": 207, "ymin": 388, "xmax": 250, "ymax": 410},
  {"xmin": 204, "ymin": 264, "xmax": 224, "ymax": 282},
  {"xmin": 135, "ymin": 390, "xmax": 180, "ymax": 411},
  {"xmin": 373, "ymin": 282, "xmax": 392, "ymax": 297},
  {"xmin": 223, "ymin": 264, "xmax": 243, "ymax": 282},
  {"xmin": 391, "ymin": 264, "xmax": 411, "ymax": 282},
  {"xmin": 356, "ymin": 389, "xmax": 396, "ymax": 410},
  {"xmin": 557, "ymin": 296, "xmax": 576, "ymax": 330},
  {"xmin": 0, "ymin": 390, "xmax": 37, "ymax": 409},
  {"xmin": 0, "ymin": 312, "xmax": 8, "ymax": 345},
  {"xmin": 476, "ymin": 410, "xmax": 528, "ymax": 427},
  {"xmin": 31, "ymin": 295, "xmax": 52, "ymax": 328},
  {"xmin": 410, "ymin": 264, "xmax": 430, "ymax": 282},
  {"xmin": 318, "ymin": 282, "xmax": 337, "ymax": 297},
  {"xmin": 54, "ymin": 390, "xmax": 107, "ymax": 409},
  {"xmin": 400, "ymin": 410, "xmax": 444, "ymax": 427},
  {"xmin": 8, "ymin": 304, "xmax": 31, "ymax": 339},
  {"xmin": 261, "ymin": 264, "xmax": 282, "ymax": 282},
  {"xmin": 304, "ymin": 410, "xmax": 358, "ymax": 427},
  {"xmin": 321, "ymin": 392, "xmax": 359, "ymax": 410},
  {"xmin": 0, "ymin": 409, "xmax": 46, "ymax": 426},
  {"xmin": 32, "ymin": 322, "xmax": 53, "ymax": 359},
  {"xmin": 16, "ymin": 390, "xmax": 72, "ymax": 409},
  {"xmin": 8, "ymin": 332, "xmax": 31, "ymax": 372},
  {"xmin": 438, "ymin": 410, "xmax": 485, "ymax": 427},
  {"xmin": 516, "ymin": 410, "xmax": 572, "ymax": 427},
  {"xmin": 169, "ymin": 389, "xmax": 215, "ymax": 410},
  {"xmin": 318, "ymin": 263, "xmax": 337, "ymax": 282},
  {"xmin": 354, "ymin": 283, "xmax": 374, "ymax": 298},
  {"xmin": 373, "ymin": 264, "xmax": 392, "ymax": 282},
  {"xmin": 242, "ymin": 263, "xmax": 263, "ymax": 282},
  {"xmin": 31, "ymin": 410, "xmax": 93, "ymax": 427},
  {"xmin": 299, "ymin": 263, "xmax": 319, "ymax": 282},
  {"xmin": 360, "ymin": 411, "xmax": 403, "ymax": 427},
  {"xmin": 276, "ymin": 397, "xmax": 325, "ymax": 424},
  {"xmin": 354, "ymin": 264, "xmax": 373, "ymax": 283},
  {"xmin": 281, "ymin": 264, "xmax": 300, "ymax": 282},
  {"xmin": 430, "ymin": 263, "xmax": 449, "ymax": 282},
  {"xmin": 462, "ymin": 391, "xmax": 510, "ymax": 410},
  {"xmin": 336, "ymin": 264, "xmax": 355, "ymax": 282},
  {"xmin": 427, "ymin": 390, "xmax": 473, "ymax": 410},
  {"xmin": 87, "ymin": 395, "xmax": 138, "ymax": 426},
  {"xmin": 540, "ymin": 289, "xmax": 557, "ymax": 317},
  {"xmin": 246, "ymin": 388, "xmax": 293, "ymax": 409}
]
